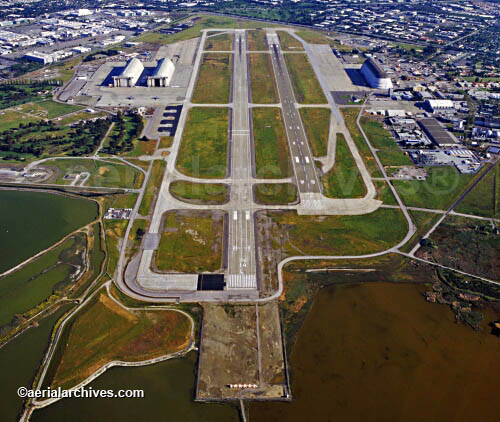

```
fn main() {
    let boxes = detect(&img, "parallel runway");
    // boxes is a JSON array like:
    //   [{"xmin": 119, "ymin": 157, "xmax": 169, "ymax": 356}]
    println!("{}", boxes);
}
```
[
  {"xmin": 267, "ymin": 35, "xmax": 322, "ymax": 195},
  {"xmin": 226, "ymin": 30, "xmax": 257, "ymax": 289}
]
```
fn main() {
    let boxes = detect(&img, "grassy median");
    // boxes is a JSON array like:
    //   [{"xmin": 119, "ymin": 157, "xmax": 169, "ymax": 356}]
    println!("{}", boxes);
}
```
[
  {"xmin": 322, "ymin": 133, "xmax": 366, "ymax": 198},
  {"xmin": 254, "ymin": 183, "xmax": 298, "ymax": 205},
  {"xmin": 296, "ymin": 30, "xmax": 335, "ymax": 46},
  {"xmin": 205, "ymin": 32, "xmax": 233, "ymax": 50},
  {"xmin": 374, "ymin": 180, "xmax": 398, "ymax": 205},
  {"xmin": 156, "ymin": 210, "xmax": 225, "ymax": 273},
  {"xmin": 341, "ymin": 108, "xmax": 383, "ymax": 178},
  {"xmin": 300, "ymin": 108, "xmax": 330, "ymax": 156},
  {"xmin": 277, "ymin": 31, "xmax": 304, "ymax": 50},
  {"xmin": 169, "ymin": 180, "xmax": 229, "ymax": 205},
  {"xmin": 284, "ymin": 53, "xmax": 326, "ymax": 104},
  {"xmin": 192, "ymin": 53, "xmax": 232, "ymax": 104},
  {"xmin": 138, "ymin": 160, "xmax": 166, "ymax": 216},
  {"xmin": 249, "ymin": 53, "xmax": 279, "ymax": 104},
  {"xmin": 252, "ymin": 107, "xmax": 292, "ymax": 178},
  {"xmin": 258, "ymin": 207, "xmax": 408, "ymax": 256},
  {"xmin": 176, "ymin": 107, "xmax": 229, "ymax": 178},
  {"xmin": 247, "ymin": 29, "xmax": 268, "ymax": 51}
]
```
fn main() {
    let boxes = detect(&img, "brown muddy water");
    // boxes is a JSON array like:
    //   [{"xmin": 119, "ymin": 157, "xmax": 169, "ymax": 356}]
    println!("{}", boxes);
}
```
[{"xmin": 251, "ymin": 282, "xmax": 500, "ymax": 422}]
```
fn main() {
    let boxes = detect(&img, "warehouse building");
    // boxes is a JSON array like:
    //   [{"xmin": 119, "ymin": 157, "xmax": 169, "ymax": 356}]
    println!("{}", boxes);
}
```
[
  {"xmin": 147, "ymin": 58, "xmax": 175, "ymax": 87},
  {"xmin": 425, "ymin": 99, "xmax": 455, "ymax": 113},
  {"xmin": 418, "ymin": 118, "xmax": 458, "ymax": 147},
  {"xmin": 113, "ymin": 58, "xmax": 144, "ymax": 88},
  {"xmin": 360, "ymin": 58, "xmax": 393, "ymax": 89}
]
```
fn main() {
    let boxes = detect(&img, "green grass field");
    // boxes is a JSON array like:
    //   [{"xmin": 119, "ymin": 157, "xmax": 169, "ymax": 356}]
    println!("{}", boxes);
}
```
[
  {"xmin": 125, "ymin": 138, "xmax": 158, "ymax": 157},
  {"xmin": 299, "ymin": 108, "xmax": 330, "ymax": 156},
  {"xmin": 252, "ymin": 107, "xmax": 292, "ymax": 178},
  {"xmin": 104, "ymin": 192, "xmax": 139, "ymax": 210},
  {"xmin": 247, "ymin": 29, "xmax": 268, "ymax": 50},
  {"xmin": 139, "ymin": 160, "xmax": 166, "ymax": 216},
  {"xmin": 39, "ymin": 100, "xmax": 82, "ymax": 119},
  {"xmin": 55, "ymin": 110, "xmax": 106, "ymax": 126},
  {"xmin": 277, "ymin": 31, "xmax": 304, "ymax": 50},
  {"xmin": 374, "ymin": 180, "xmax": 398, "ymax": 205},
  {"xmin": 261, "ymin": 207, "xmax": 408, "ymax": 256},
  {"xmin": 284, "ymin": 53, "xmax": 326, "ymax": 104},
  {"xmin": 359, "ymin": 117, "xmax": 413, "ymax": 166},
  {"xmin": 47, "ymin": 290, "xmax": 190, "ymax": 389},
  {"xmin": 156, "ymin": 211, "xmax": 225, "ymax": 273},
  {"xmin": 18, "ymin": 100, "xmax": 82, "ymax": 119},
  {"xmin": 48, "ymin": 158, "xmax": 144, "ymax": 189},
  {"xmin": 295, "ymin": 30, "xmax": 334, "ymax": 46},
  {"xmin": 322, "ymin": 133, "xmax": 366, "ymax": 198},
  {"xmin": 205, "ymin": 32, "xmax": 233, "ymax": 50},
  {"xmin": 103, "ymin": 219, "xmax": 128, "ymax": 275},
  {"xmin": 254, "ymin": 183, "xmax": 298, "ymax": 205},
  {"xmin": 249, "ymin": 53, "xmax": 279, "ymax": 103},
  {"xmin": 455, "ymin": 161, "xmax": 499, "ymax": 218},
  {"xmin": 0, "ymin": 234, "xmax": 85, "ymax": 332},
  {"xmin": 0, "ymin": 109, "xmax": 39, "ymax": 132},
  {"xmin": 341, "ymin": 108, "xmax": 383, "ymax": 177},
  {"xmin": 176, "ymin": 107, "xmax": 228, "ymax": 178},
  {"xmin": 159, "ymin": 136, "xmax": 174, "ymax": 149},
  {"xmin": 192, "ymin": 53, "xmax": 232, "ymax": 104},
  {"xmin": 393, "ymin": 166, "xmax": 475, "ymax": 210},
  {"xmin": 169, "ymin": 181, "xmax": 229, "ymax": 205}
]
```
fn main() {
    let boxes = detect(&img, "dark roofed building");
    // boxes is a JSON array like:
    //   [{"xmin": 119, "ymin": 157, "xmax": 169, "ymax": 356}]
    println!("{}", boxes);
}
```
[{"xmin": 418, "ymin": 118, "xmax": 458, "ymax": 147}]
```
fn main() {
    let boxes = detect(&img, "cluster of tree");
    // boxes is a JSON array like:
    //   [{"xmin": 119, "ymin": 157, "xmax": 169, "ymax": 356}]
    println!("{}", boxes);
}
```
[
  {"xmin": 6, "ymin": 60, "xmax": 44, "ymax": 78},
  {"xmin": 83, "ymin": 49, "xmax": 120, "ymax": 62},
  {"xmin": 0, "ymin": 117, "xmax": 111, "ymax": 159},
  {"xmin": 102, "ymin": 111, "xmax": 143, "ymax": 155},
  {"xmin": 0, "ymin": 82, "xmax": 54, "ymax": 108}
]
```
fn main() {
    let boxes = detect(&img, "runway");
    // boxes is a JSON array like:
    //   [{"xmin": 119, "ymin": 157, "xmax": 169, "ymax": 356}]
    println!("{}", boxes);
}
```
[
  {"xmin": 267, "ymin": 33, "xmax": 322, "ymax": 195},
  {"xmin": 226, "ymin": 30, "xmax": 257, "ymax": 289}
]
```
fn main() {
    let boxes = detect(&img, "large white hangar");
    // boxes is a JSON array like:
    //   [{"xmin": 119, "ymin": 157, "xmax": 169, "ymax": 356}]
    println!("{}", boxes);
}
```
[
  {"xmin": 147, "ymin": 58, "xmax": 175, "ymax": 87},
  {"xmin": 360, "ymin": 58, "xmax": 393, "ymax": 90},
  {"xmin": 113, "ymin": 57, "xmax": 144, "ymax": 88},
  {"xmin": 112, "ymin": 57, "xmax": 176, "ymax": 88}
]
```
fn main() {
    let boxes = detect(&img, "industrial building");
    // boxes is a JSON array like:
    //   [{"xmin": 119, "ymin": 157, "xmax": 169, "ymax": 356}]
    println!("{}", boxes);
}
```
[
  {"xmin": 147, "ymin": 58, "xmax": 175, "ymax": 87},
  {"xmin": 425, "ymin": 99, "xmax": 455, "ymax": 113},
  {"xmin": 24, "ymin": 50, "xmax": 73, "ymax": 64},
  {"xmin": 418, "ymin": 118, "xmax": 458, "ymax": 147},
  {"xmin": 360, "ymin": 58, "xmax": 393, "ymax": 89},
  {"xmin": 113, "ymin": 57, "xmax": 144, "ymax": 88}
]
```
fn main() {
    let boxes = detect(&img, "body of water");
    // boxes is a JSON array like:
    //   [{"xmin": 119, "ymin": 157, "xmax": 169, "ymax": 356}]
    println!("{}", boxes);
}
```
[
  {"xmin": 0, "ymin": 189, "xmax": 98, "ymax": 273},
  {"xmin": 250, "ymin": 282, "xmax": 500, "ymax": 421},
  {"xmin": 31, "ymin": 352, "xmax": 238, "ymax": 422},
  {"xmin": 0, "ymin": 305, "xmax": 73, "ymax": 421}
]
